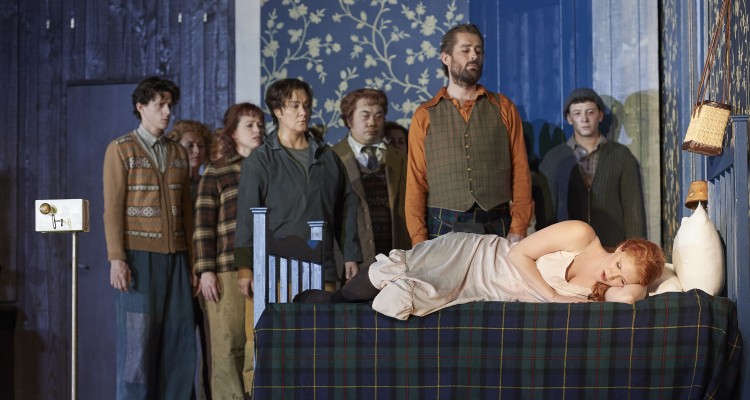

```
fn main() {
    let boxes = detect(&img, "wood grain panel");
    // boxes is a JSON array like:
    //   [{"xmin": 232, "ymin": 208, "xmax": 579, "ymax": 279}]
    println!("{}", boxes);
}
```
[
  {"xmin": 0, "ymin": 0, "xmax": 20, "ymax": 304},
  {"xmin": 204, "ymin": 0, "xmax": 234, "ymax": 127},
  {"xmin": 5, "ymin": 1, "xmax": 234, "ymax": 398},
  {"xmin": 17, "ymin": 0, "xmax": 70, "ymax": 397},
  {"xmin": 177, "ymin": 0, "xmax": 206, "ymax": 122},
  {"xmin": 591, "ymin": 0, "xmax": 661, "ymax": 244}
]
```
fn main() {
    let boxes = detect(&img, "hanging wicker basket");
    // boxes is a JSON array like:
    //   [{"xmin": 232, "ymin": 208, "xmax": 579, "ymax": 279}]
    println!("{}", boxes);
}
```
[
  {"xmin": 682, "ymin": 0, "xmax": 732, "ymax": 156},
  {"xmin": 682, "ymin": 101, "xmax": 731, "ymax": 156}
]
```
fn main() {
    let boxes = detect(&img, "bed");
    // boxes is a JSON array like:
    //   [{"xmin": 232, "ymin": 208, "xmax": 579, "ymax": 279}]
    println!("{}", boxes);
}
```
[{"xmin": 251, "ymin": 116, "xmax": 749, "ymax": 399}]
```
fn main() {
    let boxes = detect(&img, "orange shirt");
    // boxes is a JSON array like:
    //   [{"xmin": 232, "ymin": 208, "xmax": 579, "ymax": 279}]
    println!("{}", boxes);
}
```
[{"xmin": 405, "ymin": 86, "xmax": 534, "ymax": 244}]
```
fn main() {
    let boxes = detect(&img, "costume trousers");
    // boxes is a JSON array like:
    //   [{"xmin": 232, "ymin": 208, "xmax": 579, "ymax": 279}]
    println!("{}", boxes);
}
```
[
  {"xmin": 427, "ymin": 204, "xmax": 511, "ymax": 239},
  {"xmin": 204, "ymin": 271, "xmax": 254, "ymax": 399},
  {"xmin": 116, "ymin": 250, "xmax": 196, "ymax": 400}
]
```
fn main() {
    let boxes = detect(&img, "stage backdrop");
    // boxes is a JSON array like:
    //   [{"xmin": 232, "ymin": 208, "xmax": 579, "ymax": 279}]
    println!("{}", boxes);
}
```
[
  {"xmin": 259, "ymin": 0, "xmax": 464, "ymax": 140},
  {"xmin": 258, "ymin": 0, "xmax": 661, "ymax": 244}
]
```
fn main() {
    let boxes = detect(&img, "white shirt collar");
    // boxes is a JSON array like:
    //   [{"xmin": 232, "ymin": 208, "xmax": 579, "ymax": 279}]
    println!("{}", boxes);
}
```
[
  {"xmin": 348, "ymin": 134, "xmax": 387, "ymax": 168},
  {"xmin": 347, "ymin": 135, "xmax": 387, "ymax": 154}
]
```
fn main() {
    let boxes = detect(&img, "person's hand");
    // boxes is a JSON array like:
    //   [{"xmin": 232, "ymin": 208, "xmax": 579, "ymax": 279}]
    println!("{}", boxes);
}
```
[
  {"xmin": 506, "ymin": 232, "xmax": 524, "ymax": 244},
  {"xmin": 191, "ymin": 273, "xmax": 201, "ymax": 297},
  {"xmin": 344, "ymin": 261, "xmax": 359, "ymax": 281},
  {"xmin": 110, "ymin": 260, "xmax": 132, "ymax": 292},
  {"xmin": 238, "ymin": 276, "xmax": 254, "ymax": 300},
  {"xmin": 549, "ymin": 293, "xmax": 589, "ymax": 303},
  {"xmin": 200, "ymin": 272, "xmax": 221, "ymax": 302},
  {"xmin": 604, "ymin": 284, "xmax": 647, "ymax": 304}
]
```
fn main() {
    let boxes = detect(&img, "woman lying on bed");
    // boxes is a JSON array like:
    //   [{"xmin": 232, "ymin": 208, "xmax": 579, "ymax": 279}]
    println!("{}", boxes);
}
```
[{"xmin": 295, "ymin": 220, "xmax": 665, "ymax": 320}]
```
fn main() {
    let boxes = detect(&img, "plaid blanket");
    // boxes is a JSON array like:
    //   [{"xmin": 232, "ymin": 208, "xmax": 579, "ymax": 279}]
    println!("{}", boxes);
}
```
[{"xmin": 253, "ymin": 290, "xmax": 741, "ymax": 400}]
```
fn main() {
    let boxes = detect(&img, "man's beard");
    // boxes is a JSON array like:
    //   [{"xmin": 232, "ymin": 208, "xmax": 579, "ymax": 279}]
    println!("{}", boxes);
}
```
[{"xmin": 450, "ymin": 61, "xmax": 482, "ymax": 87}]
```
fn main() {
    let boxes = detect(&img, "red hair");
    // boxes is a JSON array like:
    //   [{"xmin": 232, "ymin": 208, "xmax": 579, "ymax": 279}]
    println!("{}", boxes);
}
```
[
  {"xmin": 588, "ymin": 238, "xmax": 665, "ymax": 302},
  {"xmin": 214, "ymin": 102, "xmax": 265, "ymax": 159}
]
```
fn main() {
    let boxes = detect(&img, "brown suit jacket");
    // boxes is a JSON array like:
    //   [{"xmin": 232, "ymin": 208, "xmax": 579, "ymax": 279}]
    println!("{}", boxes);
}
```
[{"xmin": 333, "ymin": 138, "xmax": 411, "ymax": 274}]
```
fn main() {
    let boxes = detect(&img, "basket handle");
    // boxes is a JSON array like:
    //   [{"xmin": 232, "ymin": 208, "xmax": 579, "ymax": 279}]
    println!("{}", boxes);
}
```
[{"xmin": 694, "ymin": 0, "xmax": 732, "ymax": 113}]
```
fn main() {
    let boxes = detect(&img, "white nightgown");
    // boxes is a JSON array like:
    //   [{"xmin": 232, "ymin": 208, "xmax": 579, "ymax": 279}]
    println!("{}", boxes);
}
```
[{"xmin": 368, "ymin": 232, "xmax": 592, "ymax": 320}]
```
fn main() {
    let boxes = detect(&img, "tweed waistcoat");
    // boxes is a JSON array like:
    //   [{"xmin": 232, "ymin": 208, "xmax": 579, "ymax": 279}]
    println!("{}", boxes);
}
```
[
  {"xmin": 425, "ymin": 95, "xmax": 512, "ymax": 211},
  {"xmin": 116, "ymin": 134, "xmax": 190, "ymax": 249}
]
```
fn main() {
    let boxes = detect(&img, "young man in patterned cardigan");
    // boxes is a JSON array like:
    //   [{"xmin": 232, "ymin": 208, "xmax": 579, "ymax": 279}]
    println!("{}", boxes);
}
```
[{"xmin": 103, "ymin": 76, "xmax": 195, "ymax": 400}]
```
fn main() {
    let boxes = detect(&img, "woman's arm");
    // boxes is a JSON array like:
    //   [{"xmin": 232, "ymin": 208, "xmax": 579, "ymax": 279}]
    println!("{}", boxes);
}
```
[
  {"xmin": 507, "ymin": 220, "xmax": 597, "ymax": 302},
  {"xmin": 604, "ymin": 284, "xmax": 647, "ymax": 304}
]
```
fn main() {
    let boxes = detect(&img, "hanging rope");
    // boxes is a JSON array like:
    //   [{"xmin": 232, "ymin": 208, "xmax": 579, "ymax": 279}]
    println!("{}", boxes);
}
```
[{"xmin": 688, "ymin": 0, "xmax": 695, "ymax": 180}]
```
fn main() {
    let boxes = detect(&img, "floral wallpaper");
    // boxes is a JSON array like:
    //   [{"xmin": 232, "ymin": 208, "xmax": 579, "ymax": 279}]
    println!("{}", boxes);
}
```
[{"xmin": 260, "ymin": 0, "xmax": 468, "ymax": 143}]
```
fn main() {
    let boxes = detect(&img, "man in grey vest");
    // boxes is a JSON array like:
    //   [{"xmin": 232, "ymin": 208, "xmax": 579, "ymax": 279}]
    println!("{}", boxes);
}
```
[
  {"xmin": 333, "ymin": 88, "xmax": 411, "ymax": 273},
  {"xmin": 539, "ymin": 88, "xmax": 646, "ymax": 247},
  {"xmin": 405, "ymin": 23, "xmax": 534, "ymax": 246}
]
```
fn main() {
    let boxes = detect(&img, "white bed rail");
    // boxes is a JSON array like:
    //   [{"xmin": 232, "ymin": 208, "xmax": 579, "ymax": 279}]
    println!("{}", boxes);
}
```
[{"xmin": 252, "ymin": 207, "xmax": 325, "ymax": 326}]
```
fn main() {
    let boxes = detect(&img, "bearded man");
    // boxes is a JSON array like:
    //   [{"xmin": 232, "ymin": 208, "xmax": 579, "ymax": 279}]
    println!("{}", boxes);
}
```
[{"xmin": 405, "ymin": 23, "xmax": 534, "ymax": 246}]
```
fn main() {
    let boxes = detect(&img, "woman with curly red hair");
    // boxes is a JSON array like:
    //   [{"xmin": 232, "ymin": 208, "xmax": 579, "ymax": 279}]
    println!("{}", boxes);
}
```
[{"xmin": 297, "ymin": 220, "xmax": 665, "ymax": 320}]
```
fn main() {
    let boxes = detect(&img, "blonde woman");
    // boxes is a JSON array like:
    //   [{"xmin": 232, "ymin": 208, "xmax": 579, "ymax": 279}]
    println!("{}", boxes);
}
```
[{"xmin": 167, "ymin": 120, "xmax": 212, "ymax": 201}]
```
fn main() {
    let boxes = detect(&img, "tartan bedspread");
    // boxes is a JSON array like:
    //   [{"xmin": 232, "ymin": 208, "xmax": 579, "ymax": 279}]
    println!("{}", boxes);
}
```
[{"xmin": 253, "ymin": 290, "xmax": 741, "ymax": 400}]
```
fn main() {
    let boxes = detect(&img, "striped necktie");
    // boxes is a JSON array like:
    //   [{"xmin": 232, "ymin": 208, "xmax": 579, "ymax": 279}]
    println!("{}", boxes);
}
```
[{"xmin": 362, "ymin": 146, "xmax": 378, "ymax": 170}]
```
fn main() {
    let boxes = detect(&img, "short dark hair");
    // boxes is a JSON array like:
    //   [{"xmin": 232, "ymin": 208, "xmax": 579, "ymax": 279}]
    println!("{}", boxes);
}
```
[
  {"xmin": 218, "ymin": 102, "xmax": 265, "ymax": 158},
  {"xmin": 340, "ymin": 88, "xmax": 388, "ymax": 129},
  {"xmin": 264, "ymin": 78, "xmax": 313, "ymax": 127},
  {"xmin": 563, "ymin": 88, "xmax": 605, "ymax": 115},
  {"xmin": 131, "ymin": 76, "xmax": 180, "ymax": 120},
  {"xmin": 384, "ymin": 121, "xmax": 408, "ymax": 143},
  {"xmin": 440, "ymin": 24, "xmax": 484, "ymax": 77}
]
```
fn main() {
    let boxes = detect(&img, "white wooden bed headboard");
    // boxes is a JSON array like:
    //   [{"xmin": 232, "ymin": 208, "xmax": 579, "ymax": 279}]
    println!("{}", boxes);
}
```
[{"xmin": 251, "ymin": 207, "xmax": 325, "ymax": 326}]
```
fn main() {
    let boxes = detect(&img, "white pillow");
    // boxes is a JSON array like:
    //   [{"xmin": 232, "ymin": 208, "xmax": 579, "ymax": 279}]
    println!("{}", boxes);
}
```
[
  {"xmin": 648, "ymin": 263, "xmax": 682, "ymax": 295},
  {"xmin": 672, "ymin": 203, "xmax": 724, "ymax": 295}
]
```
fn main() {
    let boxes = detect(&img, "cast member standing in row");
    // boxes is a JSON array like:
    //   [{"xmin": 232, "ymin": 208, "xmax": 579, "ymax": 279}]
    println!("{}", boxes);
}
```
[
  {"xmin": 384, "ymin": 121, "xmax": 409, "ymax": 153},
  {"xmin": 234, "ymin": 78, "xmax": 362, "ymax": 293},
  {"xmin": 193, "ymin": 103, "xmax": 266, "ymax": 398},
  {"xmin": 167, "ymin": 118, "xmax": 212, "ymax": 399},
  {"xmin": 103, "ymin": 76, "xmax": 195, "ymax": 399},
  {"xmin": 333, "ymin": 89, "xmax": 411, "ymax": 273},
  {"xmin": 167, "ymin": 120, "xmax": 213, "ymax": 202},
  {"xmin": 539, "ymin": 88, "xmax": 646, "ymax": 247},
  {"xmin": 406, "ymin": 23, "xmax": 534, "ymax": 245}
]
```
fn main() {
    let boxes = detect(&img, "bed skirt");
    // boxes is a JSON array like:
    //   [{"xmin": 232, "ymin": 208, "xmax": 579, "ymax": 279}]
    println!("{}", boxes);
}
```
[{"xmin": 253, "ymin": 290, "xmax": 740, "ymax": 399}]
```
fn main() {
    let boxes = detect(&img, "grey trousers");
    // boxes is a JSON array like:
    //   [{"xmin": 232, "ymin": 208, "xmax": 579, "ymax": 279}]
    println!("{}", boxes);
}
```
[{"xmin": 116, "ymin": 250, "xmax": 196, "ymax": 400}]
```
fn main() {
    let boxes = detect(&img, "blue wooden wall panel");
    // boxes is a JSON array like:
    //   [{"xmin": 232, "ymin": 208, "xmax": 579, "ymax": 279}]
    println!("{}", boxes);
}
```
[
  {"xmin": 2, "ymin": 1, "xmax": 235, "ymax": 398},
  {"xmin": 472, "ymin": 0, "xmax": 662, "ymax": 245},
  {"xmin": 471, "ymin": 0, "xmax": 592, "ymax": 160}
]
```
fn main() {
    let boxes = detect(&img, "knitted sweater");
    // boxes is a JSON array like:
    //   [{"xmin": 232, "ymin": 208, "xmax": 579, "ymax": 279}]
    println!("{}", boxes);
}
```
[
  {"xmin": 103, "ymin": 131, "xmax": 194, "ymax": 261},
  {"xmin": 539, "ymin": 140, "xmax": 646, "ymax": 247}
]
